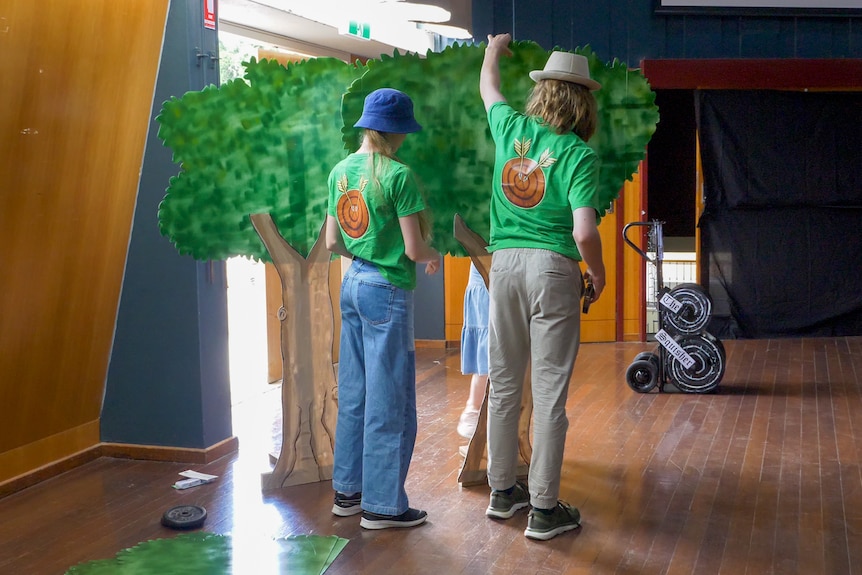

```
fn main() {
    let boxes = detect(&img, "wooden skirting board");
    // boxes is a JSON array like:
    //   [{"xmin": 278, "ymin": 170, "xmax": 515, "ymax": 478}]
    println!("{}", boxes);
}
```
[{"xmin": 0, "ymin": 436, "xmax": 239, "ymax": 499}]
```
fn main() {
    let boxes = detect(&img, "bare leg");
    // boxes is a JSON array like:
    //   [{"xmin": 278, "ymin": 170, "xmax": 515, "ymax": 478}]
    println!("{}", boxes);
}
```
[
  {"xmin": 458, "ymin": 374, "xmax": 488, "ymax": 438},
  {"xmin": 466, "ymin": 374, "xmax": 488, "ymax": 412}
]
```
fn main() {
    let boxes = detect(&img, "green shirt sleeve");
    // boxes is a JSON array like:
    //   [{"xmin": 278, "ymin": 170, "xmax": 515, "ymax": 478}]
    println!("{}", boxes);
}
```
[
  {"xmin": 568, "ymin": 149, "xmax": 602, "ymax": 215},
  {"xmin": 389, "ymin": 165, "xmax": 426, "ymax": 218}
]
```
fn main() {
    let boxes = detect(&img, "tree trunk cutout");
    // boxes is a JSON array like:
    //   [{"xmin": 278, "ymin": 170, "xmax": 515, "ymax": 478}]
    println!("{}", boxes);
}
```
[
  {"xmin": 454, "ymin": 214, "xmax": 533, "ymax": 486},
  {"xmin": 250, "ymin": 214, "xmax": 338, "ymax": 490}
]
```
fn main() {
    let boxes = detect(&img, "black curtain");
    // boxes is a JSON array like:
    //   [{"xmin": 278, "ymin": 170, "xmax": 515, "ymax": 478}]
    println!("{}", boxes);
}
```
[{"xmin": 697, "ymin": 90, "xmax": 862, "ymax": 338}]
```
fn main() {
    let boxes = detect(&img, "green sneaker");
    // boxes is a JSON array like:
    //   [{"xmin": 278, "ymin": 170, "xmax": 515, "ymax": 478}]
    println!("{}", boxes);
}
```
[
  {"xmin": 524, "ymin": 501, "xmax": 581, "ymax": 540},
  {"xmin": 486, "ymin": 480, "xmax": 530, "ymax": 519}
]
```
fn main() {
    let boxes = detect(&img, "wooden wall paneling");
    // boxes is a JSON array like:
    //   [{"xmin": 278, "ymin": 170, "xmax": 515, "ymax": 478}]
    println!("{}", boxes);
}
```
[
  {"xmin": 663, "ymin": 16, "xmax": 687, "ymax": 59},
  {"xmin": 606, "ymin": 0, "xmax": 631, "ymax": 62},
  {"xmin": 740, "ymin": 18, "xmax": 795, "ymax": 58},
  {"xmin": 264, "ymin": 263, "xmax": 282, "ymax": 382},
  {"xmin": 851, "ymin": 19, "xmax": 862, "ymax": 57},
  {"xmin": 443, "ymin": 255, "xmax": 471, "ymax": 343},
  {"xmin": 796, "ymin": 19, "xmax": 849, "ymax": 58},
  {"xmin": 570, "ymin": 0, "xmax": 613, "ymax": 62},
  {"xmin": 483, "ymin": 1, "xmax": 862, "ymax": 68},
  {"xmin": 627, "ymin": 0, "xmax": 670, "ymax": 62},
  {"xmin": 681, "ymin": 17, "xmax": 726, "ymax": 59},
  {"xmin": 0, "ymin": 421, "xmax": 100, "ymax": 490},
  {"xmin": 621, "ymin": 170, "xmax": 646, "ymax": 342},
  {"xmin": 550, "ymin": 0, "xmax": 574, "ymax": 51},
  {"xmin": 512, "ymin": 0, "xmax": 554, "ymax": 48},
  {"xmin": 470, "ymin": 0, "xmax": 491, "ymax": 42},
  {"xmin": 580, "ymin": 194, "xmax": 617, "ymax": 343},
  {"xmin": 493, "ymin": 0, "xmax": 514, "ymax": 41},
  {"xmin": 0, "ymin": 0, "xmax": 169, "ymax": 484}
]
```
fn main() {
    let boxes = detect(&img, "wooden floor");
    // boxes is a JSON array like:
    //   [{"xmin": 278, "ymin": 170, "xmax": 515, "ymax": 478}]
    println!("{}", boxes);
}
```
[{"xmin": 3, "ymin": 338, "xmax": 862, "ymax": 574}]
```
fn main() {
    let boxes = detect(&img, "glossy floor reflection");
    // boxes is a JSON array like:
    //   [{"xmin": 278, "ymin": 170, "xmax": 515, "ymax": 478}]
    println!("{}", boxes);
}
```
[{"xmin": 2, "ymin": 339, "xmax": 862, "ymax": 574}]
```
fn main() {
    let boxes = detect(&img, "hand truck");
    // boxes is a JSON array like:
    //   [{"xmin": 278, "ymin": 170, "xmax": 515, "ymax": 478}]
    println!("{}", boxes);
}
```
[{"xmin": 622, "ymin": 220, "xmax": 726, "ymax": 393}]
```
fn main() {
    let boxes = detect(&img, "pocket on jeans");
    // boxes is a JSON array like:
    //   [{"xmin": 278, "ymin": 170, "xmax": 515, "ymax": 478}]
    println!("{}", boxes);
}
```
[{"xmin": 357, "ymin": 280, "xmax": 395, "ymax": 324}]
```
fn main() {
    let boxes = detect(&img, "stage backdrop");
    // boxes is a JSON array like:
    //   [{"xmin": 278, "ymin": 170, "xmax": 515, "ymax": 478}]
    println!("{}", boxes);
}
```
[{"xmin": 697, "ymin": 89, "xmax": 862, "ymax": 338}]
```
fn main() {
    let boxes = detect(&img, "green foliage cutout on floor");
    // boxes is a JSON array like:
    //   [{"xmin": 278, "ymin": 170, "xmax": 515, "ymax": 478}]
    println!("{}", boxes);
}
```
[
  {"xmin": 65, "ymin": 532, "xmax": 349, "ymax": 575},
  {"xmin": 157, "ymin": 43, "xmax": 657, "ymax": 260}
]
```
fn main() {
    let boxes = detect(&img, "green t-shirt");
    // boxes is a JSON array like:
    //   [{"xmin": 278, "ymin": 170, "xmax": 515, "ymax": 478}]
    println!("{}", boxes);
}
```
[
  {"xmin": 327, "ymin": 153, "xmax": 426, "ymax": 290},
  {"xmin": 486, "ymin": 101, "xmax": 601, "ymax": 260}
]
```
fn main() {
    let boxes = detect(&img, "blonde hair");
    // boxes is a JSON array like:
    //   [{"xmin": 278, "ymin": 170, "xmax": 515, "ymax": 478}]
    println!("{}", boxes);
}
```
[
  {"xmin": 525, "ymin": 79, "xmax": 598, "ymax": 141},
  {"xmin": 361, "ymin": 129, "xmax": 432, "ymax": 241}
]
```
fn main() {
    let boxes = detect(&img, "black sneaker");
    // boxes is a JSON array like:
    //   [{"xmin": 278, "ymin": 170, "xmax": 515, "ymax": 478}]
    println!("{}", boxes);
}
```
[
  {"xmin": 486, "ymin": 480, "xmax": 530, "ymax": 519},
  {"xmin": 524, "ymin": 501, "xmax": 581, "ymax": 540},
  {"xmin": 359, "ymin": 508, "xmax": 428, "ymax": 530},
  {"xmin": 331, "ymin": 492, "xmax": 363, "ymax": 517}
]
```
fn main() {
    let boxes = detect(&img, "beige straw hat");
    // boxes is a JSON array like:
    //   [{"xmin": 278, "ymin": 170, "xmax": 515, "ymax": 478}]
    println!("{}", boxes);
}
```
[{"xmin": 529, "ymin": 51, "xmax": 601, "ymax": 91}]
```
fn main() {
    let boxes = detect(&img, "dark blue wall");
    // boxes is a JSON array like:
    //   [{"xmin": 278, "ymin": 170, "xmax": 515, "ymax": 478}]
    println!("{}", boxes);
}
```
[
  {"xmin": 473, "ymin": 0, "xmax": 862, "ymax": 64},
  {"xmin": 414, "ymin": 261, "xmax": 446, "ymax": 340},
  {"xmin": 101, "ymin": 0, "xmax": 232, "ymax": 449}
]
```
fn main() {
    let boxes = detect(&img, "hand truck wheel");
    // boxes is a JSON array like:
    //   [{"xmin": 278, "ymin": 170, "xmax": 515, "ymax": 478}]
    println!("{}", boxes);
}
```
[
  {"xmin": 666, "ymin": 332, "xmax": 725, "ymax": 393},
  {"xmin": 626, "ymin": 358, "xmax": 659, "ymax": 393}
]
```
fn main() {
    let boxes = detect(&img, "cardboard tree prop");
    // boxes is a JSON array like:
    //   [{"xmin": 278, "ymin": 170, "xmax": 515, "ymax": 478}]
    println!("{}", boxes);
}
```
[
  {"xmin": 157, "ymin": 57, "xmax": 365, "ymax": 489},
  {"xmin": 340, "ymin": 42, "xmax": 659, "ymax": 484},
  {"xmin": 157, "ymin": 42, "xmax": 658, "ymax": 490}
]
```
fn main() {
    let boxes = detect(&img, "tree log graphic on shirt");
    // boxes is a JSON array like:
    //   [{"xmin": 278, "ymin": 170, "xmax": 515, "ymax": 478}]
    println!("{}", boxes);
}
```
[
  {"xmin": 502, "ymin": 138, "xmax": 557, "ymax": 208},
  {"xmin": 336, "ymin": 174, "xmax": 370, "ymax": 238}
]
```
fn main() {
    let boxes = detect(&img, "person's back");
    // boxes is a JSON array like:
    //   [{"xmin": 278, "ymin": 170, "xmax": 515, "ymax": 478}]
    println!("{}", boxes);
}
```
[
  {"xmin": 325, "ymin": 88, "xmax": 440, "ymax": 531},
  {"xmin": 486, "ymin": 102, "xmax": 599, "ymax": 260},
  {"xmin": 478, "ymin": 34, "xmax": 607, "ymax": 542}
]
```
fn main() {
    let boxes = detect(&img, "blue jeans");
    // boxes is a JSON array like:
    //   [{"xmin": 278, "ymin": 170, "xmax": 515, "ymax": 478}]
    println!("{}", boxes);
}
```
[{"xmin": 332, "ymin": 258, "xmax": 417, "ymax": 516}]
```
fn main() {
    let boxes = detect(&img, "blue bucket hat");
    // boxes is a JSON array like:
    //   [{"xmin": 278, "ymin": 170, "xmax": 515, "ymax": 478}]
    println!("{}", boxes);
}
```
[{"xmin": 353, "ymin": 88, "xmax": 422, "ymax": 134}]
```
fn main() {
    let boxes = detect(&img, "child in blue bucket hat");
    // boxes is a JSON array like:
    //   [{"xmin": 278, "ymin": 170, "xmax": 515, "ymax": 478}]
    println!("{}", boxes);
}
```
[{"xmin": 325, "ymin": 88, "xmax": 440, "ymax": 530}]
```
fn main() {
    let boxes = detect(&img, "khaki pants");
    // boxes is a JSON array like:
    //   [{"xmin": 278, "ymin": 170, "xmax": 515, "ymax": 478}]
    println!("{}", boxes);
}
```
[{"xmin": 487, "ymin": 248, "xmax": 583, "ymax": 509}]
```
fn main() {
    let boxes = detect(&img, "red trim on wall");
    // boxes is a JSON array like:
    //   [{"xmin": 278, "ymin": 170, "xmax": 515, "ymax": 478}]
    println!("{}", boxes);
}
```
[
  {"xmin": 641, "ymin": 59, "xmax": 862, "ymax": 90},
  {"xmin": 615, "ymin": 190, "xmax": 625, "ymax": 343}
]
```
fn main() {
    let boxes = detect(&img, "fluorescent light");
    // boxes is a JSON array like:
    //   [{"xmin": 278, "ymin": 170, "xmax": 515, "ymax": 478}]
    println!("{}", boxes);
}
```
[
  {"xmin": 380, "ymin": 2, "xmax": 451, "ymax": 23},
  {"xmin": 419, "ymin": 23, "xmax": 472, "ymax": 39}
]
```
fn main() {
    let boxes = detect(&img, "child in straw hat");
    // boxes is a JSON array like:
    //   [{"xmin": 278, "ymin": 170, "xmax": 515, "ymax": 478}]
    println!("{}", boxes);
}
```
[{"xmin": 479, "ymin": 33, "xmax": 606, "ymax": 541}]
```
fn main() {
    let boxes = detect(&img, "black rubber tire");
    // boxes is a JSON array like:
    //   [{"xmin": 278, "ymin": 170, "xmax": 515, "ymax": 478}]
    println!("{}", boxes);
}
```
[
  {"xmin": 626, "ymin": 359, "xmax": 659, "ymax": 393},
  {"xmin": 661, "ymin": 283, "xmax": 713, "ymax": 335},
  {"xmin": 161, "ymin": 505, "xmax": 207, "ymax": 529},
  {"xmin": 635, "ymin": 351, "xmax": 661, "ymax": 368}
]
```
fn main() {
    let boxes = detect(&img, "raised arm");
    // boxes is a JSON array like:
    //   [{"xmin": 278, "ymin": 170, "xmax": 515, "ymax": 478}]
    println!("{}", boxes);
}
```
[{"xmin": 479, "ymin": 33, "xmax": 513, "ymax": 111}]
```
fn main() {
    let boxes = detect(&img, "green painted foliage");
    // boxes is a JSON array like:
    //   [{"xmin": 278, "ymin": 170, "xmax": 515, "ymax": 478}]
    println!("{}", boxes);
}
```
[
  {"xmin": 157, "ymin": 57, "xmax": 365, "ymax": 261},
  {"xmin": 342, "ymin": 42, "xmax": 658, "ymax": 256},
  {"xmin": 586, "ymin": 54, "xmax": 660, "ymax": 215},
  {"xmin": 157, "ymin": 44, "xmax": 657, "ymax": 261},
  {"xmin": 342, "ymin": 42, "xmax": 548, "ymax": 256}
]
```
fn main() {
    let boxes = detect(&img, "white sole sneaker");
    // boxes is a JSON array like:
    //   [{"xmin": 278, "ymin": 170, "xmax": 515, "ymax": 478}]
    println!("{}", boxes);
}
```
[{"xmin": 360, "ymin": 508, "xmax": 428, "ymax": 529}]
